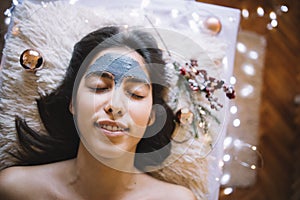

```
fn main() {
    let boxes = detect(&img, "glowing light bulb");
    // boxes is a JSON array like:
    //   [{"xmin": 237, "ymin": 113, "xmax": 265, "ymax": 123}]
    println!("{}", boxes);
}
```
[
  {"xmin": 271, "ymin": 19, "xmax": 278, "ymax": 28},
  {"xmin": 4, "ymin": 9, "xmax": 12, "ymax": 17},
  {"xmin": 240, "ymin": 84, "xmax": 254, "ymax": 97},
  {"xmin": 223, "ymin": 187, "xmax": 233, "ymax": 195},
  {"xmin": 242, "ymin": 63, "xmax": 255, "ymax": 76},
  {"xmin": 219, "ymin": 160, "xmax": 224, "ymax": 168},
  {"xmin": 257, "ymin": 7, "xmax": 265, "ymax": 17},
  {"xmin": 267, "ymin": 23, "xmax": 273, "ymax": 30},
  {"xmin": 281, "ymin": 5, "xmax": 288, "ymax": 13},
  {"xmin": 224, "ymin": 137, "xmax": 233, "ymax": 149},
  {"xmin": 233, "ymin": 119, "xmax": 241, "ymax": 127},
  {"xmin": 242, "ymin": 9, "xmax": 249, "ymax": 18},
  {"xmin": 4, "ymin": 17, "xmax": 11, "ymax": 25},
  {"xmin": 233, "ymin": 139, "xmax": 243, "ymax": 148},
  {"xmin": 12, "ymin": 0, "xmax": 19, "ymax": 6},
  {"xmin": 222, "ymin": 57, "xmax": 228, "ymax": 70},
  {"xmin": 223, "ymin": 154, "xmax": 231, "ymax": 162},
  {"xmin": 230, "ymin": 106, "xmax": 238, "ymax": 114},
  {"xmin": 228, "ymin": 16, "xmax": 235, "ymax": 22},
  {"xmin": 237, "ymin": 42, "xmax": 247, "ymax": 53},
  {"xmin": 269, "ymin": 11, "xmax": 277, "ymax": 20},
  {"xmin": 230, "ymin": 76, "xmax": 237, "ymax": 85},
  {"xmin": 248, "ymin": 50, "xmax": 259, "ymax": 60},
  {"xmin": 220, "ymin": 174, "xmax": 231, "ymax": 185}
]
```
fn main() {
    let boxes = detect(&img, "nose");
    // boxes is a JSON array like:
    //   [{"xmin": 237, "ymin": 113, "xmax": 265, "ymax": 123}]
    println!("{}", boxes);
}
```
[
  {"xmin": 104, "ymin": 104, "xmax": 123, "ymax": 118},
  {"xmin": 104, "ymin": 88, "xmax": 125, "ymax": 118}
]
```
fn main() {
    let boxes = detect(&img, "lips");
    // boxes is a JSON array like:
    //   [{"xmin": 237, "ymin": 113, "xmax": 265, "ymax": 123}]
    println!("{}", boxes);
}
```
[
  {"xmin": 95, "ymin": 120, "xmax": 129, "ymax": 136},
  {"xmin": 100, "ymin": 124, "xmax": 125, "ymax": 131}
]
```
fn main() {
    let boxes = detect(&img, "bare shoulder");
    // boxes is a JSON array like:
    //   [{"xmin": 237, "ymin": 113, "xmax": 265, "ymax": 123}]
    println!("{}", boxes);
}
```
[
  {"xmin": 164, "ymin": 182, "xmax": 196, "ymax": 200},
  {"xmin": 0, "ymin": 160, "xmax": 73, "ymax": 199},
  {"xmin": 140, "ymin": 174, "xmax": 196, "ymax": 200},
  {"xmin": 0, "ymin": 166, "xmax": 35, "ymax": 199}
]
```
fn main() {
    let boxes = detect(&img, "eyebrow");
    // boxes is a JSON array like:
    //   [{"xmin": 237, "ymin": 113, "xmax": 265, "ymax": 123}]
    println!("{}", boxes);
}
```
[
  {"xmin": 84, "ymin": 71, "xmax": 114, "ymax": 80},
  {"xmin": 85, "ymin": 71, "xmax": 150, "ymax": 85},
  {"xmin": 124, "ymin": 77, "xmax": 151, "ymax": 86}
]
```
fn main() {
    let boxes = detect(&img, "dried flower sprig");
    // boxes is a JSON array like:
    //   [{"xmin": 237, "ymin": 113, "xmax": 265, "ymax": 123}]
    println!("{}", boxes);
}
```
[
  {"xmin": 174, "ymin": 59, "xmax": 235, "ymax": 111},
  {"xmin": 170, "ymin": 59, "xmax": 235, "ymax": 142}
]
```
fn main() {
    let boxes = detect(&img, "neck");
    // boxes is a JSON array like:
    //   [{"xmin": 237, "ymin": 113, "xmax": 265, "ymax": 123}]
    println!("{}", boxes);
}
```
[{"xmin": 71, "ymin": 142, "xmax": 140, "ymax": 199}]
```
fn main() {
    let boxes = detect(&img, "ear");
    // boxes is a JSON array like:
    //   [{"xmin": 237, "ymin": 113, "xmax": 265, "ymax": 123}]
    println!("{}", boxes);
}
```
[
  {"xmin": 69, "ymin": 101, "xmax": 75, "ymax": 115},
  {"xmin": 147, "ymin": 108, "xmax": 156, "ymax": 126}
]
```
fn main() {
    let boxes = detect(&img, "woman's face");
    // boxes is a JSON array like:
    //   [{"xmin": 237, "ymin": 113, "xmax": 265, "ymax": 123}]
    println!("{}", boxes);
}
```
[{"xmin": 73, "ymin": 48, "xmax": 153, "ymax": 159}]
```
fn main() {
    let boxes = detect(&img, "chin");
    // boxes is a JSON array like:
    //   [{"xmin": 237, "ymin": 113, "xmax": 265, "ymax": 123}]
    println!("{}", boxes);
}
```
[{"xmin": 85, "ymin": 139, "xmax": 135, "ymax": 159}]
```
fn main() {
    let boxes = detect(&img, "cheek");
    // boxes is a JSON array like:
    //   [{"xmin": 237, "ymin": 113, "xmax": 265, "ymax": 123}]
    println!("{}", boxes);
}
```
[
  {"xmin": 75, "ymin": 92, "xmax": 102, "ymax": 119},
  {"xmin": 76, "ymin": 82, "xmax": 108, "ymax": 111},
  {"xmin": 75, "ymin": 95, "xmax": 93, "ymax": 134},
  {"xmin": 76, "ymin": 94, "xmax": 93, "ymax": 114},
  {"xmin": 128, "ymin": 98, "xmax": 152, "ymax": 127}
]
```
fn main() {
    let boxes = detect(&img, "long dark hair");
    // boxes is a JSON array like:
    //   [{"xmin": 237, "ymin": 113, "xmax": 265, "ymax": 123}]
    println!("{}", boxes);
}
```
[{"xmin": 14, "ymin": 26, "xmax": 175, "ymax": 171}]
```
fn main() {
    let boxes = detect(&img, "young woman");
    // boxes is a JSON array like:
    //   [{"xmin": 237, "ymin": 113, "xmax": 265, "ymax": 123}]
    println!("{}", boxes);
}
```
[{"xmin": 0, "ymin": 26, "xmax": 196, "ymax": 199}]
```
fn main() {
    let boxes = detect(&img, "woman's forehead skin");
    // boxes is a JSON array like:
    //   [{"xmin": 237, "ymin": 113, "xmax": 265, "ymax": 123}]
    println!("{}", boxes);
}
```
[{"xmin": 85, "ymin": 53, "xmax": 149, "ymax": 86}]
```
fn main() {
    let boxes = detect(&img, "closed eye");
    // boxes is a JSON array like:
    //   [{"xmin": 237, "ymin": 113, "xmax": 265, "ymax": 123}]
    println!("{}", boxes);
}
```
[
  {"xmin": 85, "ymin": 73, "xmax": 113, "ymax": 93},
  {"xmin": 89, "ymin": 87, "xmax": 110, "ymax": 93},
  {"xmin": 124, "ymin": 82, "xmax": 150, "ymax": 100},
  {"xmin": 127, "ymin": 91, "xmax": 145, "ymax": 99}
]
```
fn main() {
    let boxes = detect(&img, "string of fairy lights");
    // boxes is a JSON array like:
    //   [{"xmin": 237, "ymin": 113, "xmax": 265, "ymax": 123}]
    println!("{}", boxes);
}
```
[
  {"xmin": 218, "ymin": 2, "xmax": 290, "ymax": 198},
  {"xmin": 240, "ymin": 3, "xmax": 289, "ymax": 30}
]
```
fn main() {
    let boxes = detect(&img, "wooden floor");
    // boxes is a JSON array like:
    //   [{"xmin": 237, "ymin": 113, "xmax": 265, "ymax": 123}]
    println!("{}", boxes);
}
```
[
  {"xmin": 1, "ymin": 1, "xmax": 299, "ymax": 200},
  {"xmin": 199, "ymin": 0, "xmax": 300, "ymax": 199}
]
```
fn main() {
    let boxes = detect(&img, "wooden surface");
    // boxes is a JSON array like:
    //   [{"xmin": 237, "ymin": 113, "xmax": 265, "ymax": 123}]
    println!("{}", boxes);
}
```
[
  {"xmin": 197, "ymin": 0, "xmax": 299, "ymax": 199},
  {"xmin": 0, "ymin": 1, "xmax": 299, "ymax": 200}
]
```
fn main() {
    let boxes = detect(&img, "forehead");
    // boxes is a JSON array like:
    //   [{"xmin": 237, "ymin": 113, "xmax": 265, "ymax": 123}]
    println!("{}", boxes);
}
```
[
  {"xmin": 90, "ymin": 48, "xmax": 147, "ymax": 70},
  {"xmin": 84, "ymin": 48, "xmax": 151, "ymax": 85}
]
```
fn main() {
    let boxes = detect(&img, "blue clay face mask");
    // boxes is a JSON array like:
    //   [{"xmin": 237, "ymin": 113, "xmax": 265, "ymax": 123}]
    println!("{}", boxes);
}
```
[{"xmin": 85, "ymin": 53, "xmax": 149, "ymax": 86}]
